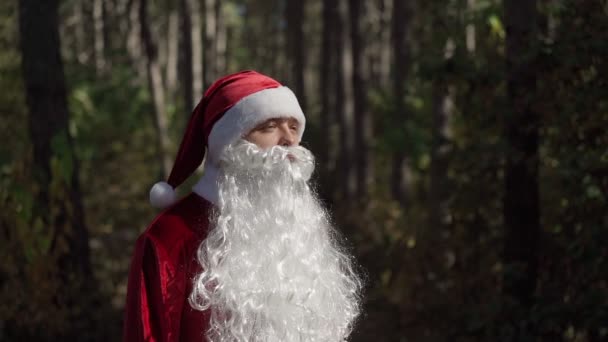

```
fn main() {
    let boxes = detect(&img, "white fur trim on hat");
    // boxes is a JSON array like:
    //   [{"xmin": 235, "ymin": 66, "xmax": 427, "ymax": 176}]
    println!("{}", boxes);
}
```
[
  {"xmin": 207, "ymin": 86, "xmax": 306, "ymax": 164},
  {"xmin": 149, "ymin": 181, "xmax": 177, "ymax": 208}
]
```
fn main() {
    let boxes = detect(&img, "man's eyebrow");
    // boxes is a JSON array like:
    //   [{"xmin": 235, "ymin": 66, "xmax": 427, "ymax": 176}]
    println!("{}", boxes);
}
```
[
  {"xmin": 255, "ymin": 118, "xmax": 277, "ymax": 127},
  {"xmin": 284, "ymin": 117, "xmax": 300, "ymax": 126},
  {"xmin": 256, "ymin": 117, "xmax": 299, "ymax": 128}
]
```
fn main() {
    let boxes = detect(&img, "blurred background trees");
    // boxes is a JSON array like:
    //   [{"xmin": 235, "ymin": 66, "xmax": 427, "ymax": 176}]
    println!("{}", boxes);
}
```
[{"xmin": 1, "ymin": 0, "xmax": 606, "ymax": 341}]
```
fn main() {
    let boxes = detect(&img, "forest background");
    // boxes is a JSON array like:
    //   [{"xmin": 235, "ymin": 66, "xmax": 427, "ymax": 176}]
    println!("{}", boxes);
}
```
[{"xmin": 1, "ymin": 0, "xmax": 607, "ymax": 341}]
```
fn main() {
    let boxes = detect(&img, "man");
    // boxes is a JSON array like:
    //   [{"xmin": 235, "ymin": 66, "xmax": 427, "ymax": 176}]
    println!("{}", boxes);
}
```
[{"xmin": 123, "ymin": 70, "xmax": 362, "ymax": 342}]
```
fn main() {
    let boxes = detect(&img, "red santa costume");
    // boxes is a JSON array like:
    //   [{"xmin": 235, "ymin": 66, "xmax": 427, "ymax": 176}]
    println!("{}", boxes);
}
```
[{"xmin": 123, "ymin": 71, "xmax": 362, "ymax": 342}]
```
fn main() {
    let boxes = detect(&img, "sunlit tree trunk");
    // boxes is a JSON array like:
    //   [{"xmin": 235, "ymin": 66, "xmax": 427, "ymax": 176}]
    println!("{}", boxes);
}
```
[
  {"xmin": 429, "ymin": 80, "xmax": 453, "ymax": 232},
  {"xmin": 215, "ymin": 0, "xmax": 227, "ymax": 77},
  {"xmin": 503, "ymin": 0, "xmax": 540, "ymax": 309},
  {"xmin": 465, "ymin": 0, "xmax": 476, "ymax": 53},
  {"xmin": 378, "ymin": 0, "xmax": 392, "ymax": 88},
  {"xmin": 127, "ymin": 0, "xmax": 146, "ymax": 81},
  {"xmin": 93, "ymin": 0, "xmax": 106, "ymax": 74},
  {"xmin": 140, "ymin": 0, "xmax": 172, "ymax": 178},
  {"xmin": 18, "ymin": 0, "xmax": 91, "ymax": 277},
  {"xmin": 166, "ymin": 5, "xmax": 179, "ymax": 98},
  {"xmin": 203, "ymin": 0, "xmax": 216, "ymax": 88},
  {"xmin": 429, "ymin": 9, "xmax": 455, "ymax": 233},
  {"xmin": 337, "ymin": 0, "xmax": 356, "ymax": 199},
  {"xmin": 73, "ymin": 0, "xmax": 94, "ymax": 65},
  {"xmin": 191, "ymin": 0, "xmax": 203, "ymax": 101}
]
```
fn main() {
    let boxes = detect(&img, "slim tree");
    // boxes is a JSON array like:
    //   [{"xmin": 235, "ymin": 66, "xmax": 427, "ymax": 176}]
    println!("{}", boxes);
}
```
[
  {"xmin": 319, "ymin": 0, "xmax": 338, "ymax": 195},
  {"xmin": 204, "ymin": 0, "xmax": 217, "ymax": 88},
  {"xmin": 215, "ymin": 0, "xmax": 227, "ymax": 77},
  {"xmin": 93, "ymin": 0, "xmax": 106, "ymax": 73},
  {"xmin": 503, "ymin": 0, "xmax": 541, "ymax": 309},
  {"xmin": 285, "ymin": 0, "xmax": 306, "ymax": 112},
  {"xmin": 349, "ymin": 0, "xmax": 372, "ymax": 198},
  {"xmin": 191, "ymin": 0, "xmax": 203, "ymax": 101},
  {"xmin": 429, "ymin": 5, "xmax": 454, "ymax": 233},
  {"xmin": 337, "ymin": 0, "xmax": 356, "ymax": 199},
  {"xmin": 166, "ymin": 2, "xmax": 179, "ymax": 98},
  {"xmin": 390, "ymin": 0, "xmax": 410, "ymax": 206},
  {"xmin": 140, "ymin": 0, "xmax": 172, "ymax": 177},
  {"xmin": 179, "ymin": 0, "xmax": 194, "ymax": 109}
]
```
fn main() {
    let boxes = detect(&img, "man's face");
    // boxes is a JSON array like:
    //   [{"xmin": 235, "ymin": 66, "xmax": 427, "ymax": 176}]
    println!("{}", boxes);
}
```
[{"xmin": 244, "ymin": 117, "xmax": 300, "ymax": 149}]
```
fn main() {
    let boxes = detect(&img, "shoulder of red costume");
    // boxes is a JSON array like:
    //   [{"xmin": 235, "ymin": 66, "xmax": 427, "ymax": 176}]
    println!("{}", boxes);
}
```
[{"xmin": 142, "ymin": 196, "xmax": 200, "ymax": 254}]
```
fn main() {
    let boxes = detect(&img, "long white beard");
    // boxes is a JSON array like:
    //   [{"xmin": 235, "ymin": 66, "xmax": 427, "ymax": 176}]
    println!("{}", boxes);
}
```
[{"xmin": 189, "ymin": 141, "xmax": 362, "ymax": 342}]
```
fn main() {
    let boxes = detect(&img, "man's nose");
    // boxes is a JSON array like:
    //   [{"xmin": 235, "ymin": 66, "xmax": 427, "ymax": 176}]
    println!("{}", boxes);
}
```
[{"xmin": 279, "ymin": 124, "xmax": 297, "ymax": 146}]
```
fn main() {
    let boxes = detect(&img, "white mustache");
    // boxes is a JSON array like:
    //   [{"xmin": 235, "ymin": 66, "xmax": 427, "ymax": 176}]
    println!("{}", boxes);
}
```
[{"xmin": 219, "ymin": 140, "xmax": 315, "ymax": 181}]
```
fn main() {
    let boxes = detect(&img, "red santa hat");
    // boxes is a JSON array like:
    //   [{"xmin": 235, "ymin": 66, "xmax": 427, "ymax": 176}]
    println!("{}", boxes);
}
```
[{"xmin": 149, "ymin": 70, "xmax": 306, "ymax": 208}]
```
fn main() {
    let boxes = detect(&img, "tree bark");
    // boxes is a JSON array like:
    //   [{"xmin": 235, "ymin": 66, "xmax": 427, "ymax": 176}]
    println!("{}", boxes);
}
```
[
  {"xmin": 429, "ymin": 81, "xmax": 453, "ymax": 232},
  {"xmin": 319, "ymin": 0, "xmax": 339, "ymax": 200},
  {"xmin": 320, "ymin": 0, "xmax": 337, "ymax": 165},
  {"xmin": 390, "ymin": 0, "xmax": 410, "ymax": 206},
  {"xmin": 337, "ymin": 0, "xmax": 356, "ymax": 199},
  {"xmin": 179, "ymin": 0, "xmax": 194, "ymax": 110},
  {"xmin": 166, "ymin": 5, "xmax": 179, "ymax": 98},
  {"xmin": 503, "ymin": 0, "xmax": 540, "ymax": 309},
  {"xmin": 378, "ymin": 0, "xmax": 392, "ymax": 88},
  {"xmin": 18, "ymin": 0, "xmax": 91, "ymax": 277},
  {"xmin": 285, "ymin": 0, "xmax": 306, "ymax": 113},
  {"xmin": 93, "ymin": 0, "xmax": 106, "ymax": 73},
  {"xmin": 215, "ymin": 0, "xmax": 227, "ymax": 77},
  {"xmin": 203, "ymin": 0, "xmax": 217, "ymax": 88},
  {"xmin": 465, "ymin": 0, "xmax": 476, "ymax": 53},
  {"xmin": 74, "ymin": 0, "xmax": 93, "ymax": 65},
  {"xmin": 428, "ymin": 10, "xmax": 455, "ymax": 233},
  {"xmin": 349, "ymin": 0, "xmax": 372, "ymax": 199},
  {"xmin": 191, "ymin": 0, "xmax": 203, "ymax": 102},
  {"xmin": 127, "ymin": 0, "xmax": 146, "ymax": 81},
  {"xmin": 140, "ymin": 0, "xmax": 172, "ymax": 178}
]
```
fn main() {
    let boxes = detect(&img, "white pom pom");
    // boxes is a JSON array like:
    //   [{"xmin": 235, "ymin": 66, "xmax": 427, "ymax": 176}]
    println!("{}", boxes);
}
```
[{"xmin": 149, "ymin": 181, "xmax": 177, "ymax": 208}]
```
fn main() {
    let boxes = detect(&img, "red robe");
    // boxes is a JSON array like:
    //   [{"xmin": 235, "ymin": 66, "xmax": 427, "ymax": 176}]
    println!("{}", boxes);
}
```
[{"xmin": 123, "ymin": 192, "xmax": 213, "ymax": 341}]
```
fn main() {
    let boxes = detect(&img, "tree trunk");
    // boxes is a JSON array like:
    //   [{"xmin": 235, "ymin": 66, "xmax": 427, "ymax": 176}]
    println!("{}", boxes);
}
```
[
  {"xmin": 390, "ymin": 0, "xmax": 410, "ymax": 206},
  {"xmin": 179, "ymin": 0, "xmax": 194, "ymax": 110},
  {"xmin": 429, "ymin": 81, "xmax": 453, "ymax": 232},
  {"xmin": 271, "ymin": 2, "xmax": 286, "ymax": 78},
  {"xmin": 319, "ymin": 0, "xmax": 338, "ymax": 200},
  {"xmin": 503, "ymin": 0, "xmax": 540, "ymax": 309},
  {"xmin": 215, "ymin": 0, "xmax": 227, "ymax": 77},
  {"xmin": 127, "ymin": 0, "xmax": 146, "ymax": 81},
  {"xmin": 191, "ymin": 0, "xmax": 203, "ymax": 101},
  {"xmin": 93, "ymin": 0, "xmax": 106, "ymax": 73},
  {"xmin": 166, "ymin": 6, "xmax": 179, "ymax": 98},
  {"xmin": 140, "ymin": 0, "xmax": 172, "ymax": 178},
  {"xmin": 285, "ymin": 0, "xmax": 306, "ymax": 112},
  {"xmin": 18, "ymin": 0, "xmax": 91, "ymax": 277},
  {"xmin": 465, "ymin": 0, "xmax": 476, "ymax": 53},
  {"xmin": 378, "ymin": 0, "xmax": 392, "ymax": 88},
  {"xmin": 74, "ymin": 0, "xmax": 93, "ymax": 65},
  {"xmin": 203, "ymin": 0, "xmax": 216, "ymax": 88},
  {"xmin": 428, "ymin": 9, "xmax": 455, "ymax": 233},
  {"xmin": 349, "ymin": 0, "xmax": 372, "ymax": 199},
  {"xmin": 337, "ymin": 0, "xmax": 356, "ymax": 199}
]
